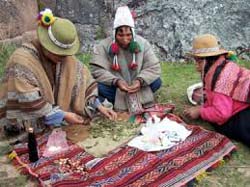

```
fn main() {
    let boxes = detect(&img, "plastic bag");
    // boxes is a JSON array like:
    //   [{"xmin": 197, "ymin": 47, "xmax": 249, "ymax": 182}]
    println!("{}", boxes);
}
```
[{"xmin": 43, "ymin": 128, "xmax": 69, "ymax": 157}]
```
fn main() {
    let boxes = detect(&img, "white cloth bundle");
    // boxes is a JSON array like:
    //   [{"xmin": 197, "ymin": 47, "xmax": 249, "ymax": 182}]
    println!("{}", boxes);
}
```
[{"xmin": 128, "ymin": 116, "xmax": 192, "ymax": 151}]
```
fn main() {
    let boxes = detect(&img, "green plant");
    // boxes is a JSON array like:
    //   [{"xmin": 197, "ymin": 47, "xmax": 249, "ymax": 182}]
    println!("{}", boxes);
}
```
[
  {"xmin": 95, "ymin": 27, "xmax": 106, "ymax": 40},
  {"xmin": 76, "ymin": 53, "xmax": 92, "ymax": 67},
  {"xmin": 0, "ymin": 44, "xmax": 16, "ymax": 77}
]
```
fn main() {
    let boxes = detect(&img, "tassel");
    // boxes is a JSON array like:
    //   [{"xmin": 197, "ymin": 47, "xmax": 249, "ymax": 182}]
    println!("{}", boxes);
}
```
[
  {"xmin": 129, "ymin": 53, "xmax": 138, "ymax": 70},
  {"xmin": 8, "ymin": 151, "xmax": 17, "ymax": 160},
  {"xmin": 218, "ymin": 159, "xmax": 225, "ymax": 167},
  {"xmin": 112, "ymin": 64, "xmax": 121, "ymax": 71},
  {"xmin": 129, "ymin": 41, "xmax": 141, "ymax": 53},
  {"xmin": 210, "ymin": 159, "xmax": 225, "ymax": 170},
  {"xmin": 110, "ymin": 42, "xmax": 119, "ymax": 54},
  {"xmin": 109, "ymin": 40, "xmax": 120, "ymax": 71},
  {"xmin": 210, "ymin": 162, "xmax": 219, "ymax": 169},
  {"xmin": 111, "ymin": 55, "xmax": 121, "ymax": 71},
  {"xmin": 129, "ymin": 61, "xmax": 138, "ymax": 70},
  {"xmin": 195, "ymin": 171, "xmax": 207, "ymax": 183}
]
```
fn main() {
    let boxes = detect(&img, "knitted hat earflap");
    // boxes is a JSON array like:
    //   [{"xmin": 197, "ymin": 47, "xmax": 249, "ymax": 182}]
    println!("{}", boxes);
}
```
[
  {"xmin": 128, "ymin": 28, "xmax": 141, "ymax": 70},
  {"xmin": 110, "ymin": 29, "xmax": 121, "ymax": 71}
]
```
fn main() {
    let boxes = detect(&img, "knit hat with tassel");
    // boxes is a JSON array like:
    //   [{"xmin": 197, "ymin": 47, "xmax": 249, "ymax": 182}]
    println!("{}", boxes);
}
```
[{"xmin": 109, "ymin": 6, "xmax": 141, "ymax": 71}]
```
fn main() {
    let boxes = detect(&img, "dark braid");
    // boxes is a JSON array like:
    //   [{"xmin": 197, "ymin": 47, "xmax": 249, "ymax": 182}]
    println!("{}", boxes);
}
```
[
  {"xmin": 203, "ymin": 55, "xmax": 228, "ymax": 90},
  {"xmin": 204, "ymin": 56, "xmax": 220, "ymax": 76},
  {"xmin": 202, "ymin": 55, "xmax": 220, "ymax": 88}
]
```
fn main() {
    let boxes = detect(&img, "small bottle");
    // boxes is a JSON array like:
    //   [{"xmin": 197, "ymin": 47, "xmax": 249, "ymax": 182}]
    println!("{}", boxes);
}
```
[{"xmin": 28, "ymin": 127, "xmax": 39, "ymax": 162}]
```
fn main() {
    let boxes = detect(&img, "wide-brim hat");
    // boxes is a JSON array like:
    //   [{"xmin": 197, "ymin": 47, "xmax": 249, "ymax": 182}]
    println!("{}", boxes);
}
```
[
  {"xmin": 37, "ymin": 17, "xmax": 80, "ymax": 56},
  {"xmin": 188, "ymin": 34, "xmax": 228, "ymax": 57}
]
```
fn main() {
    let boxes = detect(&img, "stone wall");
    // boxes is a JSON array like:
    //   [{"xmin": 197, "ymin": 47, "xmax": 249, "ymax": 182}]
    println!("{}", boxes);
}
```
[
  {"xmin": 0, "ymin": 0, "xmax": 38, "ymax": 45},
  {"xmin": 1, "ymin": 0, "xmax": 249, "ymax": 61},
  {"xmin": 53, "ymin": 0, "xmax": 250, "ymax": 61}
]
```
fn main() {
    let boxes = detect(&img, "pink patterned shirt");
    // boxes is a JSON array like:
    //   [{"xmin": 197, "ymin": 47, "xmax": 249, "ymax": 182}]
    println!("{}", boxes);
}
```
[{"xmin": 200, "ymin": 90, "xmax": 250, "ymax": 125}]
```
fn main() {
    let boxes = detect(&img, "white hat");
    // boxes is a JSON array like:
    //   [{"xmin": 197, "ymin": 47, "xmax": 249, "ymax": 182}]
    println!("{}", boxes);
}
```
[
  {"xmin": 110, "ymin": 6, "xmax": 140, "ymax": 71},
  {"xmin": 113, "ymin": 6, "xmax": 135, "ymax": 29}
]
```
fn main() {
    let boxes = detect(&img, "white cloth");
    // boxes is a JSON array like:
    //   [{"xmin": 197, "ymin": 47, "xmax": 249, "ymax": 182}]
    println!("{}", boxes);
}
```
[
  {"xmin": 187, "ymin": 82, "xmax": 203, "ymax": 105},
  {"xmin": 128, "ymin": 116, "xmax": 192, "ymax": 151},
  {"xmin": 113, "ymin": 6, "xmax": 135, "ymax": 29}
]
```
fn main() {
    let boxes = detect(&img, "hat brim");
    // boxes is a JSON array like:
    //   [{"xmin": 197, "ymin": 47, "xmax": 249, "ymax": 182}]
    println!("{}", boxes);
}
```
[
  {"xmin": 37, "ymin": 24, "xmax": 80, "ymax": 56},
  {"xmin": 186, "ymin": 49, "xmax": 228, "ymax": 58}
]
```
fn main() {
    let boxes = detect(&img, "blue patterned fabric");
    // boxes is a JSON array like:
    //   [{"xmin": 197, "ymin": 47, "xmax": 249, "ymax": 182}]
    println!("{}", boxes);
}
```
[{"xmin": 44, "ymin": 107, "xmax": 65, "ymax": 126}]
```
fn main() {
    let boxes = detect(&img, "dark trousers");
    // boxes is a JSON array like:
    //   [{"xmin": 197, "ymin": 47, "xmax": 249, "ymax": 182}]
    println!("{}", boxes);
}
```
[
  {"xmin": 212, "ymin": 107, "xmax": 250, "ymax": 147},
  {"xmin": 98, "ymin": 78, "xmax": 162, "ymax": 104}
]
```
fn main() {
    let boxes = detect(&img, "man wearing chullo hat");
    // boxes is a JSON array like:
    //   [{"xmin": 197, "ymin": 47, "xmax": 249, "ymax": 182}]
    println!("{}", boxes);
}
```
[
  {"xmin": 0, "ymin": 9, "xmax": 117, "ymax": 136},
  {"xmin": 90, "ymin": 6, "xmax": 161, "ymax": 113},
  {"xmin": 184, "ymin": 33, "xmax": 250, "ymax": 147}
]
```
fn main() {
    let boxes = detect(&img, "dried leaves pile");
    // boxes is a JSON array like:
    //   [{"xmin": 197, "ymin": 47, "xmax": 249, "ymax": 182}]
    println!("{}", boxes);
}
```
[{"xmin": 90, "ymin": 118, "xmax": 140, "ymax": 141}]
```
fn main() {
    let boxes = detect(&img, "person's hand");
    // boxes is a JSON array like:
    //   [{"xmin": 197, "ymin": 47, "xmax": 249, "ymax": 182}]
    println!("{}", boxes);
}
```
[
  {"xmin": 183, "ymin": 106, "xmax": 201, "ymax": 120},
  {"xmin": 98, "ymin": 105, "xmax": 117, "ymax": 121},
  {"xmin": 64, "ymin": 112, "xmax": 84, "ymax": 124},
  {"xmin": 117, "ymin": 80, "xmax": 130, "ymax": 92},
  {"xmin": 127, "ymin": 80, "xmax": 141, "ymax": 93}
]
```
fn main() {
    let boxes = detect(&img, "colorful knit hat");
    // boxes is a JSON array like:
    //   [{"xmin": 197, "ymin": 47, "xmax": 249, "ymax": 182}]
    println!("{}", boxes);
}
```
[
  {"xmin": 37, "ymin": 8, "xmax": 80, "ymax": 56},
  {"xmin": 110, "ymin": 6, "xmax": 141, "ymax": 71}
]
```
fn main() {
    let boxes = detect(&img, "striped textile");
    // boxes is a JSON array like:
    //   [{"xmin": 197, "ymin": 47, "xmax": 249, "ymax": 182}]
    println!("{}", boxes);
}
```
[
  {"xmin": 204, "ymin": 56, "xmax": 250, "ymax": 103},
  {"xmin": 0, "ymin": 41, "xmax": 98, "ymax": 134},
  {"xmin": 12, "ymin": 114, "xmax": 236, "ymax": 187}
]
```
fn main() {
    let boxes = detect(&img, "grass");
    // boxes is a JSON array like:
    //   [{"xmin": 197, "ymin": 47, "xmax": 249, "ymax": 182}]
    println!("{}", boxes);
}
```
[
  {"xmin": 158, "ymin": 62, "xmax": 200, "ymax": 112},
  {"xmin": 0, "ymin": 48, "xmax": 250, "ymax": 186},
  {"xmin": 0, "ymin": 44, "xmax": 16, "ymax": 77},
  {"xmin": 76, "ymin": 53, "xmax": 92, "ymax": 67}
]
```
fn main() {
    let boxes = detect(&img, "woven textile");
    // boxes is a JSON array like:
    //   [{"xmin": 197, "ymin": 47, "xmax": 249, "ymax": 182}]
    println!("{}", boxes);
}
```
[
  {"xmin": 12, "ymin": 114, "xmax": 235, "ymax": 187},
  {"xmin": 204, "ymin": 56, "xmax": 250, "ymax": 103}
]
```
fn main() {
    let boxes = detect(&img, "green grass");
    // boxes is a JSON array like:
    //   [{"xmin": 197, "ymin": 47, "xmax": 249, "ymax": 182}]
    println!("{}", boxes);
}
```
[
  {"xmin": 76, "ymin": 53, "xmax": 92, "ymax": 67},
  {"xmin": 158, "ymin": 62, "xmax": 200, "ymax": 113},
  {"xmin": 0, "ymin": 44, "xmax": 16, "ymax": 77}
]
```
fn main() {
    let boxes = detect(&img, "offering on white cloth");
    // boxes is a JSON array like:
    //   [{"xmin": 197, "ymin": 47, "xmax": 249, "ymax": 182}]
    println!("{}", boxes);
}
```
[{"xmin": 128, "ymin": 115, "xmax": 192, "ymax": 151}]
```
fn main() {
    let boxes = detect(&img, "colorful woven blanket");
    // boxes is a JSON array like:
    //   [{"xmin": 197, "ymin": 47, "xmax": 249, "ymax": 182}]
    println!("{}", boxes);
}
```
[{"xmin": 10, "ymin": 114, "xmax": 236, "ymax": 187}]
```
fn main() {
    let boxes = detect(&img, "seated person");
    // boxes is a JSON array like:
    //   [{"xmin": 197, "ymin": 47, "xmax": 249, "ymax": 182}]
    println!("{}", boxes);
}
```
[
  {"xmin": 0, "ymin": 9, "xmax": 116, "ymax": 136},
  {"xmin": 184, "ymin": 34, "xmax": 250, "ymax": 147},
  {"xmin": 90, "ymin": 6, "xmax": 161, "ymax": 112}
]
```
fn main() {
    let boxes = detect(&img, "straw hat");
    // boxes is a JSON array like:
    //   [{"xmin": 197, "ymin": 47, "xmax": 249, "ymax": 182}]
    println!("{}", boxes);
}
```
[
  {"xmin": 37, "ymin": 9, "xmax": 80, "ymax": 56},
  {"xmin": 189, "ymin": 34, "xmax": 228, "ymax": 57}
]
